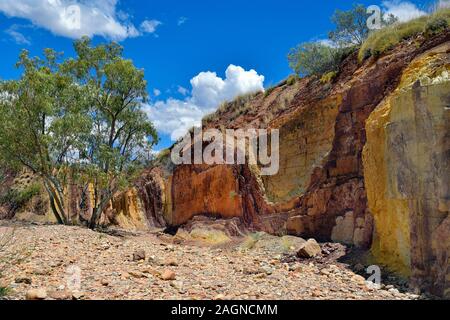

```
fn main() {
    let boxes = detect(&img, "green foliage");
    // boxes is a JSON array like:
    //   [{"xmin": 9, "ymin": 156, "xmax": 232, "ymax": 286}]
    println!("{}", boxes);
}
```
[
  {"xmin": 288, "ymin": 43, "xmax": 357, "ymax": 76},
  {"xmin": 0, "ymin": 286, "xmax": 10, "ymax": 297},
  {"xmin": 288, "ymin": 4, "xmax": 399, "ymax": 76},
  {"xmin": 0, "ymin": 184, "xmax": 41, "ymax": 213},
  {"xmin": 288, "ymin": 43, "xmax": 338, "ymax": 76},
  {"xmin": 286, "ymin": 74, "xmax": 299, "ymax": 86},
  {"xmin": 425, "ymin": 17, "xmax": 448, "ymax": 36},
  {"xmin": 264, "ymin": 86, "xmax": 276, "ymax": 97},
  {"xmin": 359, "ymin": 8, "xmax": 450, "ymax": 61},
  {"xmin": 0, "ymin": 38, "xmax": 158, "ymax": 228},
  {"xmin": 328, "ymin": 4, "xmax": 370, "ymax": 46},
  {"xmin": 320, "ymin": 71, "xmax": 338, "ymax": 84}
]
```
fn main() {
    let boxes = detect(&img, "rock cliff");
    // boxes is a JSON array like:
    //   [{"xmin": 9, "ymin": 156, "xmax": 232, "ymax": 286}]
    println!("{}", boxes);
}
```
[
  {"xmin": 142, "ymin": 32, "xmax": 449, "ymax": 297},
  {"xmin": 1, "ymin": 31, "xmax": 448, "ymax": 297}
]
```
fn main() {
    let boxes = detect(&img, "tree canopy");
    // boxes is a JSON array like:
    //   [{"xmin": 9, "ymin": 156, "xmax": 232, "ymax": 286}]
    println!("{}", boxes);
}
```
[{"xmin": 0, "ymin": 38, "xmax": 158, "ymax": 228}]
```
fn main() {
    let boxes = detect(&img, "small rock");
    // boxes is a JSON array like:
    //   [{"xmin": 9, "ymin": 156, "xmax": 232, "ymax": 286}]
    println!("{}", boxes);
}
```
[
  {"xmin": 148, "ymin": 256, "xmax": 161, "ymax": 265},
  {"xmin": 297, "ymin": 239, "xmax": 321, "ymax": 258},
  {"xmin": 100, "ymin": 279, "xmax": 109, "ymax": 286},
  {"xmin": 129, "ymin": 271, "xmax": 146, "ymax": 279},
  {"xmin": 15, "ymin": 277, "xmax": 32, "ymax": 285},
  {"xmin": 311, "ymin": 290, "xmax": 322, "ymax": 297},
  {"xmin": 161, "ymin": 270, "xmax": 176, "ymax": 281},
  {"xmin": 388, "ymin": 288, "xmax": 400, "ymax": 295},
  {"xmin": 214, "ymin": 294, "xmax": 226, "ymax": 300},
  {"xmin": 72, "ymin": 291, "xmax": 85, "ymax": 300},
  {"xmin": 48, "ymin": 290, "xmax": 71, "ymax": 300},
  {"xmin": 163, "ymin": 258, "xmax": 179, "ymax": 267},
  {"xmin": 132, "ymin": 250, "xmax": 146, "ymax": 261},
  {"xmin": 26, "ymin": 288, "xmax": 47, "ymax": 300}
]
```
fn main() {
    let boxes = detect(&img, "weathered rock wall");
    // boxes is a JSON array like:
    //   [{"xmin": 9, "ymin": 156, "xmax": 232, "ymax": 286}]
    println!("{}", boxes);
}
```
[{"xmin": 363, "ymin": 43, "xmax": 450, "ymax": 297}]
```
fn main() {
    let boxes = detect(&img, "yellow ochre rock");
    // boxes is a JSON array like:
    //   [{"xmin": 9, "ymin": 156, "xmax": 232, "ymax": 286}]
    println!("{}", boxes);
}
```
[{"xmin": 363, "ymin": 43, "xmax": 449, "ymax": 297}]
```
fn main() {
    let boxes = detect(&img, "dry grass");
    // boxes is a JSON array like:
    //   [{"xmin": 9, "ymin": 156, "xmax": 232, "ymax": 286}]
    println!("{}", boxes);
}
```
[
  {"xmin": 359, "ymin": 8, "xmax": 450, "ymax": 62},
  {"xmin": 202, "ymin": 91, "xmax": 262, "ymax": 125}
]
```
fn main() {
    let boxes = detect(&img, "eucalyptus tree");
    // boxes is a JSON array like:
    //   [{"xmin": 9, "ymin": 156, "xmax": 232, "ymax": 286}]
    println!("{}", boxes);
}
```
[
  {"xmin": 0, "ymin": 49, "xmax": 91, "ymax": 224},
  {"xmin": 66, "ymin": 37, "xmax": 158, "ymax": 229},
  {"xmin": 0, "ymin": 39, "xmax": 158, "ymax": 229}
]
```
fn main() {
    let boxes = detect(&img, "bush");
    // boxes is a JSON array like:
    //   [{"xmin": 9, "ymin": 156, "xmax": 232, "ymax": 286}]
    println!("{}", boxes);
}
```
[
  {"xmin": 321, "ymin": 71, "xmax": 338, "ymax": 84},
  {"xmin": 425, "ymin": 17, "xmax": 448, "ymax": 36},
  {"xmin": 0, "ymin": 183, "xmax": 41, "ymax": 212},
  {"xmin": 288, "ymin": 43, "xmax": 340, "ymax": 76},
  {"xmin": 264, "ymin": 86, "xmax": 276, "ymax": 97},
  {"xmin": 286, "ymin": 74, "xmax": 299, "ymax": 86},
  {"xmin": 288, "ymin": 42, "xmax": 358, "ymax": 77},
  {"xmin": 0, "ymin": 286, "xmax": 10, "ymax": 298}
]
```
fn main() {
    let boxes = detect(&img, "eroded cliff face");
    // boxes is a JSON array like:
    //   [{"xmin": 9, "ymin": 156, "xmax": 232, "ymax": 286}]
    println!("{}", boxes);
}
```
[
  {"xmin": 363, "ymin": 43, "xmax": 450, "ymax": 297},
  {"xmin": 140, "ymin": 32, "xmax": 449, "ymax": 297},
  {"xmin": 1, "ymin": 32, "xmax": 449, "ymax": 297},
  {"xmin": 153, "ymin": 33, "xmax": 449, "ymax": 245}
]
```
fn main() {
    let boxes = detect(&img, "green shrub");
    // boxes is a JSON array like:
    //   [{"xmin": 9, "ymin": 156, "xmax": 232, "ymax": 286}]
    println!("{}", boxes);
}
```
[
  {"xmin": 0, "ymin": 286, "xmax": 10, "ymax": 298},
  {"xmin": 288, "ymin": 42, "xmax": 340, "ymax": 76},
  {"xmin": 288, "ymin": 42, "xmax": 357, "ymax": 77},
  {"xmin": 286, "ymin": 74, "xmax": 299, "ymax": 86},
  {"xmin": 264, "ymin": 86, "xmax": 276, "ymax": 98},
  {"xmin": 425, "ymin": 17, "xmax": 448, "ymax": 36},
  {"xmin": 0, "ymin": 183, "xmax": 41, "ymax": 211},
  {"xmin": 320, "ymin": 71, "xmax": 338, "ymax": 84}
]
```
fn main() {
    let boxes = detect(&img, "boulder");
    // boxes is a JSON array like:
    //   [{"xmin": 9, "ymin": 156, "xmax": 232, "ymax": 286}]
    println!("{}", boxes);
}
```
[
  {"xmin": 297, "ymin": 239, "xmax": 321, "ymax": 258},
  {"xmin": 26, "ymin": 288, "xmax": 47, "ymax": 300}
]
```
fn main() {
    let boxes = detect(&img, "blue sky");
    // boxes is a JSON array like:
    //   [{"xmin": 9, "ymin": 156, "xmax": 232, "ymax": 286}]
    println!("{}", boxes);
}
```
[{"xmin": 0, "ymin": 0, "xmax": 438, "ymax": 150}]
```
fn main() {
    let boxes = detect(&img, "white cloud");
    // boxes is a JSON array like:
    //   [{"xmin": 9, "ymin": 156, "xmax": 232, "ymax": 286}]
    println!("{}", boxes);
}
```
[
  {"xmin": 317, "ymin": 39, "xmax": 337, "ymax": 48},
  {"xmin": 382, "ymin": 1, "xmax": 427, "ymax": 23},
  {"xmin": 177, "ymin": 86, "xmax": 189, "ymax": 96},
  {"xmin": 153, "ymin": 89, "xmax": 161, "ymax": 97},
  {"xmin": 5, "ymin": 25, "xmax": 31, "ymax": 45},
  {"xmin": 0, "ymin": 0, "xmax": 159, "ymax": 40},
  {"xmin": 177, "ymin": 16, "xmax": 188, "ymax": 26},
  {"xmin": 140, "ymin": 19, "xmax": 161, "ymax": 34},
  {"xmin": 145, "ymin": 65, "xmax": 265, "ymax": 141}
]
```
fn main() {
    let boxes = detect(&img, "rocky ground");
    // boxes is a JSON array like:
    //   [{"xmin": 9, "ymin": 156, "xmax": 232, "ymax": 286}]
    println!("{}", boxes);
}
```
[{"xmin": 0, "ymin": 221, "xmax": 423, "ymax": 300}]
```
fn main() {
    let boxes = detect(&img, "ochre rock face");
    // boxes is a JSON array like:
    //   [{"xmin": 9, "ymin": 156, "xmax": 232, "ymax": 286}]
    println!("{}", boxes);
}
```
[
  {"xmin": 262, "ymin": 95, "xmax": 341, "ymax": 203},
  {"xmin": 363, "ymin": 43, "xmax": 450, "ymax": 297},
  {"xmin": 167, "ymin": 165, "xmax": 244, "ymax": 226}
]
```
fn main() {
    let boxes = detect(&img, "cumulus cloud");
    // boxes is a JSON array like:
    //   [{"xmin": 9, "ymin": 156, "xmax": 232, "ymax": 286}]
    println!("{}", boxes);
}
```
[
  {"xmin": 0, "ymin": 0, "xmax": 159, "ymax": 40},
  {"xmin": 382, "ymin": 1, "xmax": 427, "ymax": 22},
  {"xmin": 145, "ymin": 65, "xmax": 265, "ymax": 141}
]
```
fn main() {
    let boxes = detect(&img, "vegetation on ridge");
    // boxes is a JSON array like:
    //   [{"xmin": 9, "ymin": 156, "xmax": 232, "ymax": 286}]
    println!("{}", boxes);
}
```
[{"xmin": 359, "ymin": 8, "xmax": 450, "ymax": 61}]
